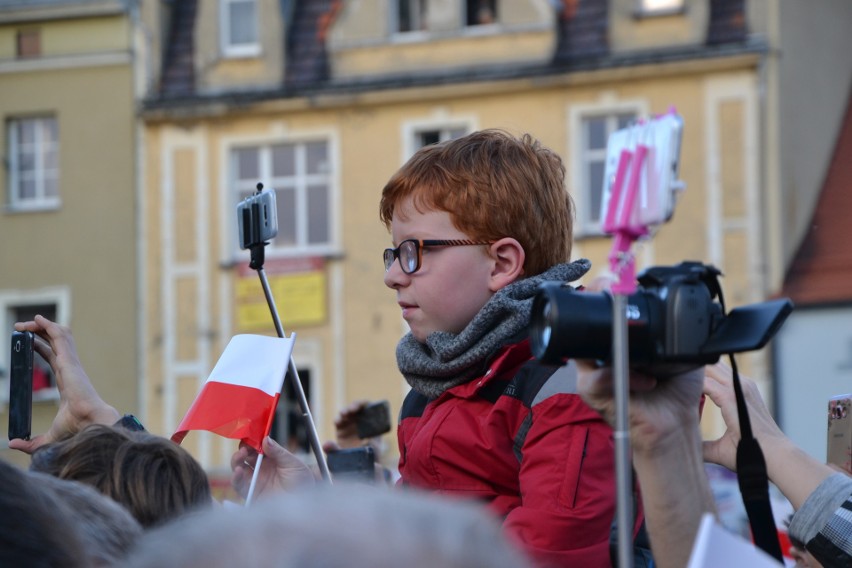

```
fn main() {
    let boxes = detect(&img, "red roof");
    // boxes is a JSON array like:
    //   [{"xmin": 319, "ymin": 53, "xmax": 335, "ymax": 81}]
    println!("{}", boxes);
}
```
[{"xmin": 782, "ymin": 90, "xmax": 852, "ymax": 305}]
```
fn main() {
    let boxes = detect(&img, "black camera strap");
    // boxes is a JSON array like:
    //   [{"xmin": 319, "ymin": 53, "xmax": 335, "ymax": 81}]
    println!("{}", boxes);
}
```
[{"xmin": 729, "ymin": 353, "xmax": 784, "ymax": 563}]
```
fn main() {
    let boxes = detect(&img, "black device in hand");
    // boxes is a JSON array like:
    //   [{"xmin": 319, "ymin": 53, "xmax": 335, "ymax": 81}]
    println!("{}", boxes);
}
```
[
  {"xmin": 354, "ymin": 400, "xmax": 392, "ymax": 439},
  {"xmin": 8, "ymin": 331, "xmax": 34, "ymax": 440},
  {"xmin": 327, "ymin": 446, "xmax": 376, "ymax": 482}
]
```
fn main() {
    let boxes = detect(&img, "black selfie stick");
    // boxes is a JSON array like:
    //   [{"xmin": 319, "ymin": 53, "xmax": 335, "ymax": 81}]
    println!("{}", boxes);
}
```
[{"xmin": 245, "ymin": 183, "xmax": 332, "ymax": 483}]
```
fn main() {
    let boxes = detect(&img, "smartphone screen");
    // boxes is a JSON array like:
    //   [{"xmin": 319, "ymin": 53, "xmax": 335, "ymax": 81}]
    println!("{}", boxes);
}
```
[{"xmin": 8, "ymin": 331, "xmax": 34, "ymax": 441}]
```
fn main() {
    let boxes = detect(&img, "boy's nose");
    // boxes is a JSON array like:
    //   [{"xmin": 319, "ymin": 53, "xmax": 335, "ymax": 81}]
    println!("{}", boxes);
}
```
[{"xmin": 383, "ymin": 260, "xmax": 409, "ymax": 288}]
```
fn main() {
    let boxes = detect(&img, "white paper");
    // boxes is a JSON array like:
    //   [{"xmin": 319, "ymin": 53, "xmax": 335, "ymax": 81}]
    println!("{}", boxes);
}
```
[{"xmin": 687, "ymin": 513, "xmax": 784, "ymax": 568}]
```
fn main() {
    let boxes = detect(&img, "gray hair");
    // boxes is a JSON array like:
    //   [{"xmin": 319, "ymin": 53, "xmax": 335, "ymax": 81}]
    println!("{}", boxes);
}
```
[{"xmin": 125, "ymin": 483, "xmax": 533, "ymax": 568}]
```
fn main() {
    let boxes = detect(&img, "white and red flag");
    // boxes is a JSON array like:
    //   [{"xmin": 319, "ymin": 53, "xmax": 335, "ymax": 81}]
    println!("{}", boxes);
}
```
[{"xmin": 172, "ymin": 334, "xmax": 295, "ymax": 453}]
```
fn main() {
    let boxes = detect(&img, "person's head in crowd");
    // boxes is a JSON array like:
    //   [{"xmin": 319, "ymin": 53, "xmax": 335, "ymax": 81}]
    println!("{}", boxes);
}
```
[
  {"xmin": 30, "ymin": 423, "xmax": 212, "ymax": 527},
  {"xmin": 0, "ymin": 459, "xmax": 87, "ymax": 568},
  {"xmin": 32, "ymin": 471, "xmax": 143, "ymax": 566},
  {"xmin": 124, "ymin": 483, "xmax": 534, "ymax": 568},
  {"xmin": 379, "ymin": 129, "xmax": 575, "ymax": 342}
]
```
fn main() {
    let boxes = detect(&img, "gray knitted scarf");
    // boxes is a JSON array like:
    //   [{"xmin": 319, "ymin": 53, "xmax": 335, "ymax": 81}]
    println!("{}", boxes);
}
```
[{"xmin": 397, "ymin": 259, "xmax": 591, "ymax": 398}]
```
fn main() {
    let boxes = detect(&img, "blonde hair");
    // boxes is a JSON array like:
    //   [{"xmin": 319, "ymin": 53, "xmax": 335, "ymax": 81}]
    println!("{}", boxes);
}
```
[{"xmin": 379, "ymin": 129, "xmax": 574, "ymax": 276}]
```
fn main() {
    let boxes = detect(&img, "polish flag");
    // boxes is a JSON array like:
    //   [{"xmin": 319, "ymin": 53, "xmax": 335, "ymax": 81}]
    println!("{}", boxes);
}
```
[{"xmin": 172, "ymin": 334, "xmax": 295, "ymax": 453}]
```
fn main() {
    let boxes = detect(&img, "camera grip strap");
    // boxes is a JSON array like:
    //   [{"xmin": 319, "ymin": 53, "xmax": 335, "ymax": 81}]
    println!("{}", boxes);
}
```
[{"xmin": 731, "ymin": 356, "xmax": 784, "ymax": 563}]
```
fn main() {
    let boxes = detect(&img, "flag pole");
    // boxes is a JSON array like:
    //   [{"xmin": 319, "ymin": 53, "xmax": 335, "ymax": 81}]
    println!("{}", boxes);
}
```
[
  {"xmin": 239, "ymin": 183, "xmax": 332, "ymax": 484},
  {"xmin": 245, "ymin": 453, "xmax": 265, "ymax": 505},
  {"xmin": 254, "ymin": 262, "xmax": 332, "ymax": 483}
]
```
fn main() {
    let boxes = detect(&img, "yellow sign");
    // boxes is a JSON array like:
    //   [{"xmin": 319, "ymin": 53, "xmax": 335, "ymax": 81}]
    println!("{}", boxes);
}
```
[{"xmin": 236, "ymin": 270, "xmax": 326, "ymax": 331}]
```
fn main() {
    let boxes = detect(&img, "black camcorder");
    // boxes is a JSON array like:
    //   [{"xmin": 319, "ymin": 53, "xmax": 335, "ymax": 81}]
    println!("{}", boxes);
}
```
[{"xmin": 529, "ymin": 261, "xmax": 793, "ymax": 377}]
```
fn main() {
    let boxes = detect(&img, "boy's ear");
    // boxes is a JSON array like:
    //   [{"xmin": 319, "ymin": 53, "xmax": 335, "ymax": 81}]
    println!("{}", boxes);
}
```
[{"xmin": 488, "ymin": 238, "xmax": 525, "ymax": 292}]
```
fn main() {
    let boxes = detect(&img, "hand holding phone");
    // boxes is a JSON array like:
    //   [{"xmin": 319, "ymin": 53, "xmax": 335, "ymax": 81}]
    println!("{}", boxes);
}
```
[
  {"xmin": 354, "ymin": 400, "xmax": 392, "ymax": 439},
  {"xmin": 327, "ymin": 446, "xmax": 377, "ymax": 482},
  {"xmin": 8, "ymin": 331, "xmax": 34, "ymax": 441}
]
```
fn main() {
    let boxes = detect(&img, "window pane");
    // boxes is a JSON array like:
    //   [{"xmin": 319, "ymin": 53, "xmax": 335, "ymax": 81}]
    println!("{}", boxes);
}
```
[
  {"xmin": 305, "ymin": 142, "xmax": 328, "ymax": 175},
  {"xmin": 418, "ymin": 131, "xmax": 440, "ymax": 147},
  {"xmin": 18, "ymin": 120, "xmax": 35, "ymax": 144},
  {"xmin": 12, "ymin": 305, "xmax": 56, "ymax": 390},
  {"xmin": 235, "ymin": 147, "xmax": 259, "ymax": 180},
  {"xmin": 229, "ymin": 0, "xmax": 257, "ymax": 45},
  {"xmin": 20, "ymin": 178, "xmax": 36, "ymax": 199},
  {"xmin": 43, "ymin": 176, "xmax": 58, "ymax": 198},
  {"xmin": 588, "ymin": 161, "xmax": 605, "ymax": 223},
  {"xmin": 44, "ymin": 147, "xmax": 58, "ymax": 170},
  {"xmin": 617, "ymin": 114, "xmax": 635, "ymax": 129},
  {"xmin": 586, "ymin": 118, "xmax": 606, "ymax": 150},
  {"xmin": 275, "ymin": 188, "xmax": 297, "ymax": 245},
  {"xmin": 18, "ymin": 150, "xmax": 35, "ymax": 172},
  {"xmin": 272, "ymin": 144, "xmax": 295, "ymax": 177},
  {"xmin": 42, "ymin": 118, "xmax": 58, "ymax": 142},
  {"xmin": 467, "ymin": 0, "xmax": 497, "ymax": 26},
  {"xmin": 447, "ymin": 128, "xmax": 466, "ymax": 140},
  {"xmin": 307, "ymin": 184, "xmax": 329, "ymax": 244}
]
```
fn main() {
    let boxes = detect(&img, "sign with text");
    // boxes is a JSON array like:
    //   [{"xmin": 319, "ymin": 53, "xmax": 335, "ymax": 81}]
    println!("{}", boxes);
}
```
[{"xmin": 236, "ymin": 257, "xmax": 327, "ymax": 330}]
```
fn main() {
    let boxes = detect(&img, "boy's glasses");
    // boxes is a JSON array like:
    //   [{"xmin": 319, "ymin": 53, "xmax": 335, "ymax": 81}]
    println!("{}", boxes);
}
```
[{"xmin": 383, "ymin": 239, "xmax": 492, "ymax": 275}]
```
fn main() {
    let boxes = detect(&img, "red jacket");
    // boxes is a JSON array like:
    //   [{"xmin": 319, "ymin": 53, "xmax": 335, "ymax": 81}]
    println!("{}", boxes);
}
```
[{"xmin": 397, "ymin": 339, "xmax": 622, "ymax": 567}]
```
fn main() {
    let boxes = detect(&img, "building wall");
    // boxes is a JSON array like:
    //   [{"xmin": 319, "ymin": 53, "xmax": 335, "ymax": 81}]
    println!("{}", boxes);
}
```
[
  {"xmin": 0, "ymin": 13, "xmax": 137, "ymax": 467},
  {"xmin": 143, "ymin": 50, "xmax": 766, "ymax": 471}
]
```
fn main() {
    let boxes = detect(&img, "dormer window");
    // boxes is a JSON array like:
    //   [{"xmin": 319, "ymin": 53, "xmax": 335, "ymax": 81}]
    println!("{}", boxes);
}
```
[
  {"xmin": 466, "ymin": 0, "xmax": 497, "ymax": 26},
  {"xmin": 398, "ymin": 0, "xmax": 427, "ymax": 33},
  {"xmin": 221, "ymin": 0, "xmax": 260, "ymax": 57}
]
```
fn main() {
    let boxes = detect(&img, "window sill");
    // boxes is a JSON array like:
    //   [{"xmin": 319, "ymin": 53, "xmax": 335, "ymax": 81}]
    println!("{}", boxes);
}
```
[
  {"xmin": 221, "ymin": 45, "xmax": 263, "ymax": 60},
  {"xmin": 5, "ymin": 201, "xmax": 61, "ymax": 214},
  {"xmin": 632, "ymin": 6, "xmax": 686, "ymax": 20}
]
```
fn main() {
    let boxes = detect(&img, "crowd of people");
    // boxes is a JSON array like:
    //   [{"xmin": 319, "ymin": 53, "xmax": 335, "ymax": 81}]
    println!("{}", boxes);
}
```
[{"xmin": 4, "ymin": 130, "xmax": 851, "ymax": 568}]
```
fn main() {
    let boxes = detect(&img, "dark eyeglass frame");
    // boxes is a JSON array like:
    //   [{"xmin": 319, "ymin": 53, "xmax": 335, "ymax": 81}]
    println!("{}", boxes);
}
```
[{"xmin": 383, "ymin": 239, "xmax": 493, "ymax": 274}]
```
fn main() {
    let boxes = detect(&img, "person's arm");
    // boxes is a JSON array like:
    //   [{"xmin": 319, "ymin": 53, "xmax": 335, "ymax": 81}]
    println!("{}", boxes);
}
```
[
  {"xmin": 787, "ymin": 472, "xmax": 852, "ymax": 565},
  {"xmin": 9, "ymin": 315, "xmax": 120, "ymax": 454},
  {"xmin": 702, "ymin": 362, "xmax": 835, "ymax": 510},
  {"xmin": 577, "ymin": 363, "xmax": 715, "ymax": 568}
]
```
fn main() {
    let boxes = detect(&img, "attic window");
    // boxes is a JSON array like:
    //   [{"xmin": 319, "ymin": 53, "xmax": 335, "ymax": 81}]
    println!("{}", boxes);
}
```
[
  {"xmin": 221, "ymin": 0, "xmax": 260, "ymax": 57},
  {"xmin": 636, "ymin": 0, "xmax": 684, "ymax": 17},
  {"xmin": 466, "ymin": 0, "xmax": 497, "ymax": 26},
  {"xmin": 398, "ymin": 0, "xmax": 426, "ymax": 33}
]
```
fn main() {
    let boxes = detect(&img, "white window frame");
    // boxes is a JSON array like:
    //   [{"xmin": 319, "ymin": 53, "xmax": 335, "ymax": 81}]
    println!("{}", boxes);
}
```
[
  {"xmin": 636, "ymin": 0, "xmax": 685, "ymax": 17},
  {"xmin": 401, "ymin": 115, "xmax": 478, "ymax": 162},
  {"xmin": 0, "ymin": 286, "xmax": 70, "ymax": 403},
  {"xmin": 7, "ymin": 115, "xmax": 60, "ymax": 212},
  {"xmin": 569, "ymin": 100, "xmax": 646, "ymax": 236},
  {"xmin": 225, "ymin": 132, "xmax": 339, "ymax": 259},
  {"xmin": 220, "ymin": 0, "xmax": 261, "ymax": 58}
]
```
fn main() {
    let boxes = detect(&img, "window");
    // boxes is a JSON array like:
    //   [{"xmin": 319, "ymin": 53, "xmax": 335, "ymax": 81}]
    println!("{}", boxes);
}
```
[
  {"xmin": 637, "ymin": 0, "xmax": 684, "ymax": 16},
  {"xmin": 220, "ymin": 0, "xmax": 260, "ymax": 57},
  {"xmin": 269, "ymin": 368, "xmax": 311, "ymax": 454},
  {"xmin": 397, "ymin": 0, "xmax": 427, "ymax": 33},
  {"xmin": 466, "ymin": 0, "xmax": 497, "ymax": 26},
  {"xmin": 578, "ymin": 112, "xmax": 636, "ymax": 232},
  {"xmin": 232, "ymin": 140, "xmax": 333, "ymax": 255},
  {"xmin": 414, "ymin": 126, "xmax": 467, "ymax": 149},
  {"xmin": 7, "ymin": 116, "xmax": 60, "ymax": 211},
  {"xmin": 0, "ymin": 291, "xmax": 68, "ymax": 403},
  {"xmin": 16, "ymin": 28, "xmax": 40, "ymax": 58}
]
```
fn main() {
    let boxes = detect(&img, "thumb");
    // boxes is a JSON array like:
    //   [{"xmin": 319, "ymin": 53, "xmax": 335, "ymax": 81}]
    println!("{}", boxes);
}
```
[{"xmin": 322, "ymin": 440, "xmax": 341, "ymax": 453}]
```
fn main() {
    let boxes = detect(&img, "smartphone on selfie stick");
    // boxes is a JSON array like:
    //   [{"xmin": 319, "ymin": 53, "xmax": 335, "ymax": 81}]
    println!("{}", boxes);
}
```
[
  {"xmin": 8, "ymin": 330, "xmax": 34, "ymax": 441},
  {"xmin": 238, "ymin": 184, "xmax": 332, "ymax": 483}
]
